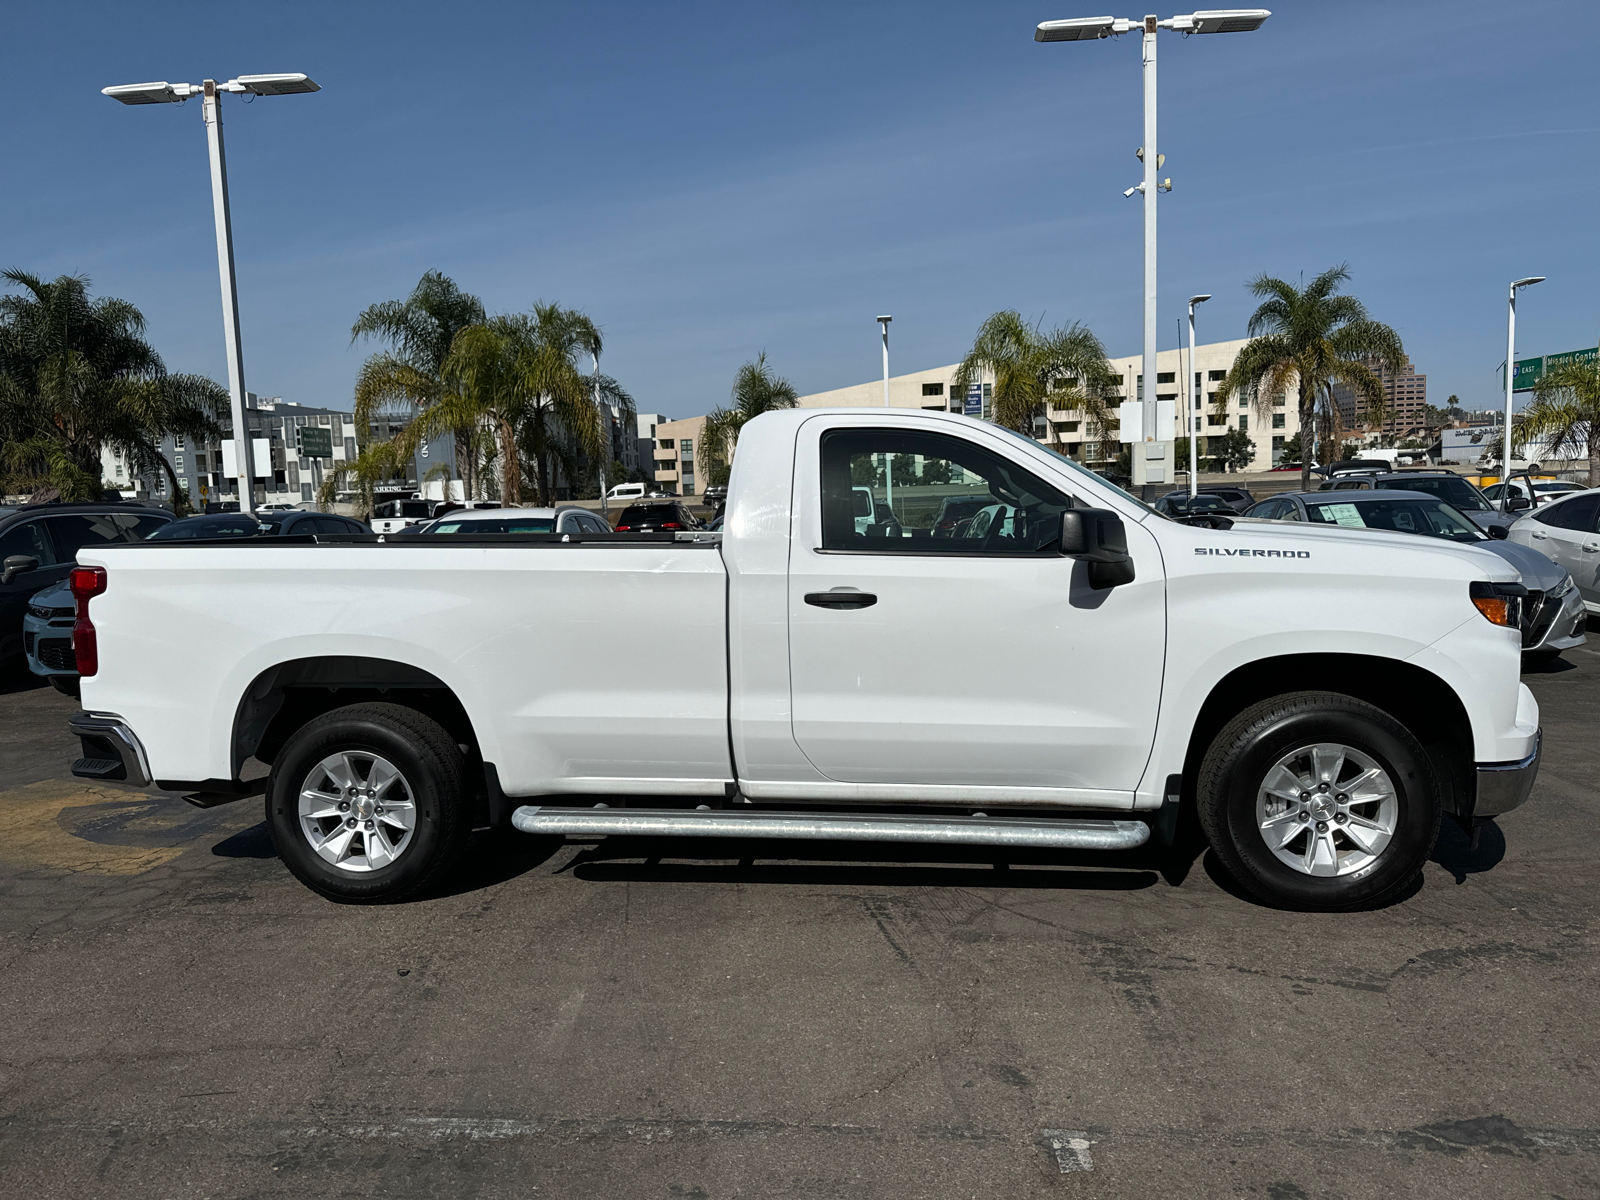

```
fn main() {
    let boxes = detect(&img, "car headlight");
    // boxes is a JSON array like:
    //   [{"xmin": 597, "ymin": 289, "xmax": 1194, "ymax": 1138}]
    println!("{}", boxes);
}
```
[{"xmin": 1547, "ymin": 573, "xmax": 1575, "ymax": 600}]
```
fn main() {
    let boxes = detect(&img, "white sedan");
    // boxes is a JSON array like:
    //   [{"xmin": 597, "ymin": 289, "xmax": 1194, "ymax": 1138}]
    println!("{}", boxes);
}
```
[{"xmin": 1506, "ymin": 487, "xmax": 1600, "ymax": 614}]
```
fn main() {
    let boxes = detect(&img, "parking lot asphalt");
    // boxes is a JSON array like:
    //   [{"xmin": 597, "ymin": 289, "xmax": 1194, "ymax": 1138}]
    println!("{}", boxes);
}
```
[{"xmin": 1, "ymin": 644, "xmax": 1597, "ymax": 1200}]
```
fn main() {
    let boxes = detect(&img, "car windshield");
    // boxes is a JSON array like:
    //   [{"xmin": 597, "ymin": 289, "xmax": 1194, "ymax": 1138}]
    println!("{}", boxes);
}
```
[
  {"xmin": 148, "ymin": 517, "xmax": 261, "ymax": 540},
  {"xmin": 1386, "ymin": 475, "xmax": 1491, "ymax": 512},
  {"xmin": 1165, "ymin": 495, "xmax": 1232, "ymax": 514},
  {"xmin": 1304, "ymin": 497, "xmax": 1483, "ymax": 543},
  {"xmin": 991, "ymin": 427, "xmax": 1156, "ymax": 514}
]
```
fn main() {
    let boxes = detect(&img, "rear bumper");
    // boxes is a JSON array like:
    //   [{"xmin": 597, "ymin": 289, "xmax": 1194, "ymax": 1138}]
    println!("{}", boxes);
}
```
[
  {"xmin": 67, "ymin": 711, "xmax": 151, "ymax": 787},
  {"xmin": 1474, "ymin": 728, "xmax": 1541, "ymax": 818}
]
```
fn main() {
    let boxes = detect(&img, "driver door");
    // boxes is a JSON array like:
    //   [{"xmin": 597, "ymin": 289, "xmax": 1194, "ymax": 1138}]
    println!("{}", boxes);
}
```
[{"xmin": 785, "ymin": 419, "xmax": 1165, "ymax": 798}]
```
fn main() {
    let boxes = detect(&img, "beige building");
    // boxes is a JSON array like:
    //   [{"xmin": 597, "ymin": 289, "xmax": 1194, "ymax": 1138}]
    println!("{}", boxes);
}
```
[
  {"xmin": 789, "ymin": 339, "xmax": 1302, "ymax": 473},
  {"xmin": 650, "ymin": 414, "xmax": 706, "ymax": 497}
]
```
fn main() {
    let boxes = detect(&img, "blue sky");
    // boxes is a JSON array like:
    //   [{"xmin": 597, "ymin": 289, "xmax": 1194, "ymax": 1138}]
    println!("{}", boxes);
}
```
[{"xmin": 6, "ymin": 0, "xmax": 1597, "ymax": 419}]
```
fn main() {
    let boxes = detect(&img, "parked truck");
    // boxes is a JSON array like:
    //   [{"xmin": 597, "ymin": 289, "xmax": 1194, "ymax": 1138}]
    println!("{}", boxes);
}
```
[{"xmin": 63, "ymin": 408, "xmax": 1540, "ymax": 910}]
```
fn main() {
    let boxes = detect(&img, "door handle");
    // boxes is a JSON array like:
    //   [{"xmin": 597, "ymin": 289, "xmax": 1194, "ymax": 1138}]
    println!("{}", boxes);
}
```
[
  {"xmin": 1584, "ymin": 544, "xmax": 1600, "ymax": 553},
  {"xmin": 805, "ymin": 591, "xmax": 878, "ymax": 610},
  {"xmin": 1531, "ymin": 530, "xmax": 1548, "ymax": 539}
]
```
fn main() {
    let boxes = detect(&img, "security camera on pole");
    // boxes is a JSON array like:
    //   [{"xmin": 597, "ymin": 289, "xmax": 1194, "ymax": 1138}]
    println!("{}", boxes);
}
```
[
  {"xmin": 103, "ymin": 73, "xmax": 321, "ymax": 517},
  {"xmin": 1035, "ymin": 10, "xmax": 1270, "ymax": 491}
]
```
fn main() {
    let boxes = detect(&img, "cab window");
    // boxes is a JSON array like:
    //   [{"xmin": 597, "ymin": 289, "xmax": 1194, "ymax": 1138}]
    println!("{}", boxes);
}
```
[{"xmin": 819, "ymin": 429, "xmax": 1072, "ymax": 554}]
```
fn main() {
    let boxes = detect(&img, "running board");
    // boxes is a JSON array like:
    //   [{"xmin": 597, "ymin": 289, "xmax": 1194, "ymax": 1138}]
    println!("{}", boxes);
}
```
[{"xmin": 510, "ymin": 806, "xmax": 1150, "ymax": 851}]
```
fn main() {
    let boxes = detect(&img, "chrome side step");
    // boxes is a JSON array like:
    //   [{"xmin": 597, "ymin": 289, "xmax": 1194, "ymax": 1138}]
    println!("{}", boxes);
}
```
[{"xmin": 510, "ymin": 806, "xmax": 1151, "ymax": 851}]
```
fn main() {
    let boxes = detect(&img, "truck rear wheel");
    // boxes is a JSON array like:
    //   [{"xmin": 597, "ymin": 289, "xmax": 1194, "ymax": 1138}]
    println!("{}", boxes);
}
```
[
  {"xmin": 1197, "ymin": 691, "xmax": 1441, "ymax": 910},
  {"xmin": 266, "ymin": 703, "xmax": 471, "ymax": 903}
]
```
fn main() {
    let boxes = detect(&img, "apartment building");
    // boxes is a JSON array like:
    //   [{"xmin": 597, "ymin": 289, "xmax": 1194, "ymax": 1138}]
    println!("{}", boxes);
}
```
[
  {"xmin": 1332, "ymin": 357, "xmax": 1428, "ymax": 435},
  {"xmin": 650, "ymin": 414, "xmax": 706, "ymax": 497},
  {"xmin": 111, "ymin": 393, "xmax": 363, "ymax": 507},
  {"xmin": 788, "ymin": 338, "xmax": 1302, "ymax": 471}
]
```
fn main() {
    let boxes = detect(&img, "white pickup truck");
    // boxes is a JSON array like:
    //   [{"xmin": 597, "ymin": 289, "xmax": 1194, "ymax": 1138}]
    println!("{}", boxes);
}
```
[{"xmin": 64, "ymin": 408, "xmax": 1541, "ymax": 910}]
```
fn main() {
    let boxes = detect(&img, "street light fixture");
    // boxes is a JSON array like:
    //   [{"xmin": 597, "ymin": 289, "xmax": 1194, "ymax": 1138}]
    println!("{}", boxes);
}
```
[
  {"xmin": 1035, "ymin": 10, "xmax": 1269, "ymax": 490},
  {"xmin": 877, "ymin": 316, "xmax": 893, "ymax": 408},
  {"xmin": 1503, "ymin": 275, "xmax": 1545, "ymax": 500},
  {"xmin": 102, "ymin": 72, "xmax": 320, "ymax": 516},
  {"xmin": 1187, "ymin": 293, "xmax": 1210, "ymax": 496}
]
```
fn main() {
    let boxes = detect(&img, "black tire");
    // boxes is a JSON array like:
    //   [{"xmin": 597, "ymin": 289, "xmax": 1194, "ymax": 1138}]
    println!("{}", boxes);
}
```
[
  {"xmin": 265, "ymin": 702, "xmax": 471, "ymax": 903},
  {"xmin": 1197, "ymin": 691, "xmax": 1441, "ymax": 911}
]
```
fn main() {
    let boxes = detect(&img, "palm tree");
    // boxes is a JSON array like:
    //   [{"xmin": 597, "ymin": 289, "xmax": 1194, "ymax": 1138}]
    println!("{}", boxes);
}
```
[
  {"xmin": 1518, "ymin": 358, "xmax": 1600, "ymax": 487},
  {"xmin": 700, "ymin": 352, "xmax": 799, "ymax": 485},
  {"xmin": 951, "ymin": 311, "xmax": 1121, "ymax": 452},
  {"xmin": 0, "ymin": 270, "xmax": 222, "ymax": 500},
  {"xmin": 418, "ymin": 304, "xmax": 606, "ymax": 506},
  {"xmin": 316, "ymin": 439, "xmax": 406, "ymax": 519},
  {"xmin": 350, "ymin": 271, "xmax": 485, "ymax": 496},
  {"xmin": 1213, "ymin": 265, "xmax": 1404, "ymax": 492}
]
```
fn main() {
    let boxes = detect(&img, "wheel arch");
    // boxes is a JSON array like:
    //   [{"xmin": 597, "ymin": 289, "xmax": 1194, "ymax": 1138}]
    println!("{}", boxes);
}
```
[
  {"xmin": 1181, "ymin": 654, "xmax": 1475, "ymax": 816},
  {"xmin": 233, "ymin": 656, "xmax": 481, "ymax": 780}
]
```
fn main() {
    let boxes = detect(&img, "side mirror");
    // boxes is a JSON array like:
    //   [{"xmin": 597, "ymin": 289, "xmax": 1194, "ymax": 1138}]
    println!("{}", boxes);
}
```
[
  {"xmin": 1060, "ymin": 509, "xmax": 1135, "ymax": 590},
  {"xmin": 1507, "ymin": 495, "xmax": 1531, "ymax": 511},
  {"xmin": 1, "ymin": 554, "xmax": 39, "ymax": 585},
  {"xmin": 1487, "ymin": 524, "xmax": 1509, "ymax": 540}
]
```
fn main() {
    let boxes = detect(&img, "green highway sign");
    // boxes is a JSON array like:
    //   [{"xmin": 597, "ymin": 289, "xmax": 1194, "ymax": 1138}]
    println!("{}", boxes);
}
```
[
  {"xmin": 1513, "ymin": 346, "xmax": 1598, "ymax": 392},
  {"xmin": 296, "ymin": 426, "xmax": 333, "ymax": 458}
]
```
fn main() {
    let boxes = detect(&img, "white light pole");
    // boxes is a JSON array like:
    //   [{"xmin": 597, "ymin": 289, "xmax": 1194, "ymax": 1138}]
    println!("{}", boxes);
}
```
[
  {"xmin": 1036, "ymin": 10, "xmax": 1269, "ymax": 492},
  {"xmin": 1187, "ymin": 293, "xmax": 1210, "ymax": 496},
  {"xmin": 877, "ymin": 316, "xmax": 893, "ymax": 407},
  {"xmin": 1504, "ymin": 276, "xmax": 1545, "ymax": 494},
  {"xmin": 593, "ymin": 350, "xmax": 608, "ymax": 516},
  {"xmin": 103, "ymin": 73, "xmax": 320, "ymax": 517}
]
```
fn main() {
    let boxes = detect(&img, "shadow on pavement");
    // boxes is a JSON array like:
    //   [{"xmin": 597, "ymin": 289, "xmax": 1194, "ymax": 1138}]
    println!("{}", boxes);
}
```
[
  {"xmin": 560, "ymin": 834, "xmax": 1172, "ymax": 892},
  {"xmin": 0, "ymin": 659, "xmax": 50, "ymax": 696},
  {"xmin": 212, "ymin": 822, "xmax": 278, "ymax": 859},
  {"xmin": 1431, "ymin": 816, "xmax": 1507, "ymax": 884},
  {"xmin": 1522, "ymin": 655, "xmax": 1577, "ymax": 676}
]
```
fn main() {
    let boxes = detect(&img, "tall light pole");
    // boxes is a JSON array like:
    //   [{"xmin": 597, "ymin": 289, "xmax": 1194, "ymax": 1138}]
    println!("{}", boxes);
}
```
[
  {"xmin": 1036, "ymin": 10, "xmax": 1269, "ymax": 491},
  {"xmin": 1504, "ymin": 276, "xmax": 1545, "ymax": 493},
  {"xmin": 593, "ymin": 350, "xmax": 608, "ymax": 516},
  {"xmin": 103, "ymin": 73, "xmax": 320, "ymax": 517},
  {"xmin": 877, "ymin": 316, "xmax": 893, "ymax": 407},
  {"xmin": 1187, "ymin": 293, "xmax": 1210, "ymax": 496}
]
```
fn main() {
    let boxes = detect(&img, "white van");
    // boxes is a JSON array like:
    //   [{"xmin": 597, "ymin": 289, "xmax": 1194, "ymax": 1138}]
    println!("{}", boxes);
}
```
[{"xmin": 608, "ymin": 482, "xmax": 646, "ymax": 500}]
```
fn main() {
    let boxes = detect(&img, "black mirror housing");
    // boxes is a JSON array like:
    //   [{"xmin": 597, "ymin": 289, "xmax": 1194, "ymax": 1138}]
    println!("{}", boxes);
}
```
[
  {"xmin": 2, "ymin": 554, "xmax": 39, "ymax": 585},
  {"xmin": 1487, "ymin": 523, "xmax": 1509, "ymax": 540},
  {"xmin": 1060, "ymin": 509, "xmax": 1135, "ymax": 589},
  {"xmin": 1507, "ymin": 495, "xmax": 1531, "ymax": 511}
]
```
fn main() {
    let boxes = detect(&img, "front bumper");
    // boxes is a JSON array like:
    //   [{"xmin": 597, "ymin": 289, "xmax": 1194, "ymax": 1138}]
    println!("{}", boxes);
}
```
[
  {"xmin": 67, "ymin": 711, "xmax": 151, "ymax": 787},
  {"xmin": 1474, "ymin": 728, "xmax": 1541, "ymax": 818},
  {"xmin": 1525, "ymin": 585, "xmax": 1588, "ymax": 653},
  {"xmin": 22, "ymin": 613, "xmax": 77, "ymax": 677}
]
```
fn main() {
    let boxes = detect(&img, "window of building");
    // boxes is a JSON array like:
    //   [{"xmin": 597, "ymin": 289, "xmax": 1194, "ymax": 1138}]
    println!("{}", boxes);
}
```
[
  {"xmin": 345, "ymin": 438, "xmax": 357, "ymax": 460},
  {"xmin": 174, "ymin": 435, "xmax": 185, "ymax": 450},
  {"xmin": 1156, "ymin": 372, "xmax": 1175, "ymax": 384},
  {"xmin": 1057, "ymin": 421, "xmax": 1080, "ymax": 433},
  {"xmin": 658, "ymin": 439, "xmax": 675, "ymax": 450},
  {"xmin": 1209, "ymin": 370, "xmax": 1226, "ymax": 382},
  {"xmin": 1238, "ymin": 415, "xmax": 1249, "ymax": 433},
  {"xmin": 1272, "ymin": 393, "xmax": 1286, "ymax": 407},
  {"xmin": 1272, "ymin": 413, "xmax": 1286, "ymax": 429},
  {"xmin": 921, "ymin": 383, "xmax": 944, "ymax": 396},
  {"xmin": 819, "ymin": 428, "xmax": 1072, "ymax": 554},
  {"xmin": 318, "ymin": 414, "xmax": 330, "ymax": 426}
]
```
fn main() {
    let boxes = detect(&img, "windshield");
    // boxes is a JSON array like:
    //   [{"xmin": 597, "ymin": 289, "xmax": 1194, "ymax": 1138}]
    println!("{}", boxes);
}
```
[
  {"xmin": 991, "ymin": 426, "xmax": 1156, "ymax": 515},
  {"xmin": 1387, "ymin": 475, "xmax": 1490, "ymax": 512},
  {"xmin": 429, "ymin": 516, "xmax": 554, "ymax": 534},
  {"xmin": 1304, "ymin": 497, "xmax": 1483, "ymax": 544}
]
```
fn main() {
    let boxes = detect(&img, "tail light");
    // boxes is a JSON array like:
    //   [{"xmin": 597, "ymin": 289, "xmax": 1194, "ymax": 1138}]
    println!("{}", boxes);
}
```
[
  {"xmin": 70, "ymin": 566, "xmax": 107, "ymax": 677},
  {"xmin": 661, "ymin": 522, "xmax": 682, "ymax": 530},
  {"xmin": 614, "ymin": 524, "xmax": 632, "ymax": 531}
]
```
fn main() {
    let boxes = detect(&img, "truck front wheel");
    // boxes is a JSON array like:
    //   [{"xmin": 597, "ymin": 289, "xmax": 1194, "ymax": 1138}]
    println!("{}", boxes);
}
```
[
  {"xmin": 266, "ymin": 703, "xmax": 472, "ymax": 903},
  {"xmin": 1197, "ymin": 691, "xmax": 1441, "ymax": 910}
]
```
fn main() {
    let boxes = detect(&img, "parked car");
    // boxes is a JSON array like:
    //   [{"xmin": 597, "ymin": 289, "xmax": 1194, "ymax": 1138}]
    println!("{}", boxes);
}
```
[
  {"xmin": 1482, "ymin": 479, "xmax": 1585, "ymax": 508},
  {"xmin": 1154, "ymin": 492, "xmax": 1242, "ymax": 521},
  {"xmin": 370, "ymin": 499, "xmax": 436, "ymax": 535},
  {"xmin": 69, "ymin": 408, "xmax": 1540, "ymax": 912},
  {"xmin": 414, "ymin": 506, "xmax": 605, "ymax": 535},
  {"xmin": 258, "ymin": 502, "xmax": 303, "ymax": 513},
  {"xmin": 1, "ymin": 502, "xmax": 173, "ymax": 666},
  {"xmin": 612, "ymin": 501, "xmax": 702, "ymax": 532},
  {"xmin": 147, "ymin": 511, "xmax": 369, "ymax": 540},
  {"xmin": 1505, "ymin": 487, "xmax": 1600, "ymax": 617},
  {"xmin": 607, "ymin": 482, "xmax": 647, "ymax": 500},
  {"xmin": 702, "ymin": 485, "xmax": 729, "ymax": 511},
  {"xmin": 1194, "ymin": 486, "xmax": 1256, "ymax": 513},
  {"xmin": 1315, "ymin": 470, "xmax": 1518, "ymax": 535},
  {"xmin": 1244, "ymin": 489, "xmax": 1586, "ymax": 659}
]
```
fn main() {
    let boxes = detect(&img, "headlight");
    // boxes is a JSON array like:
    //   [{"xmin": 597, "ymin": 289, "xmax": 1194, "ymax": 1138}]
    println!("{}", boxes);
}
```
[
  {"xmin": 1470, "ymin": 580, "xmax": 1525, "ymax": 628},
  {"xmin": 1547, "ymin": 573, "xmax": 1575, "ymax": 600}
]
